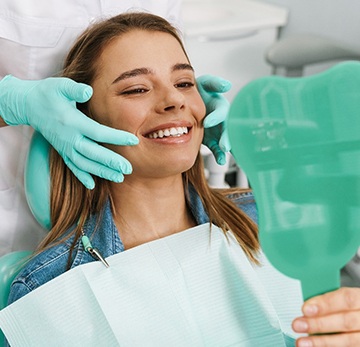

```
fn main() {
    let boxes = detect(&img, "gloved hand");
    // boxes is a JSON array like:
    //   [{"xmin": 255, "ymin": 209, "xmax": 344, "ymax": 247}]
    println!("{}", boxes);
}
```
[
  {"xmin": 0, "ymin": 75, "xmax": 139, "ymax": 189},
  {"xmin": 197, "ymin": 75, "xmax": 232, "ymax": 166}
]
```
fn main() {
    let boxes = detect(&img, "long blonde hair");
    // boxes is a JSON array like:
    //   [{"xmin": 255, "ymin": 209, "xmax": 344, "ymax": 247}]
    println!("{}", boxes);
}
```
[{"xmin": 38, "ymin": 12, "xmax": 259, "ymax": 263}]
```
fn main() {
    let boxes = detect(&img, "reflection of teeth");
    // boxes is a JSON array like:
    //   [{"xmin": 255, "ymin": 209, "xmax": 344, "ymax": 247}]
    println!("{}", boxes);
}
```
[{"xmin": 148, "ymin": 127, "xmax": 188, "ymax": 139}]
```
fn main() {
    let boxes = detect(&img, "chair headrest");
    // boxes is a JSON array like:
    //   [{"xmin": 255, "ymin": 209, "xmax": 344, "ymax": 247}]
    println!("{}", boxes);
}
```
[{"xmin": 25, "ymin": 131, "xmax": 51, "ymax": 230}]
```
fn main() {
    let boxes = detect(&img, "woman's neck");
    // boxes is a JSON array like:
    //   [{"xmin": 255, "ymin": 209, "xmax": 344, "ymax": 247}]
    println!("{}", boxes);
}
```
[{"xmin": 110, "ymin": 175, "xmax": 196, "ymax": 249}]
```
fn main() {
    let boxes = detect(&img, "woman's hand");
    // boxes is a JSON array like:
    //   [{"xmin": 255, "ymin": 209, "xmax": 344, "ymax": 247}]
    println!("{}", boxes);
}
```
[{"xmin": 293, "ymin": 287, "xmax": 360, "ymax": 346}]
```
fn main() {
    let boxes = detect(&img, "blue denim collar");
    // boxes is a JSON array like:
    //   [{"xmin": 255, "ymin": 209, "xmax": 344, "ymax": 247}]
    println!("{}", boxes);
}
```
[{"xmin": 70, "ymin": 185, "xmax": 258, "ymax": 271}]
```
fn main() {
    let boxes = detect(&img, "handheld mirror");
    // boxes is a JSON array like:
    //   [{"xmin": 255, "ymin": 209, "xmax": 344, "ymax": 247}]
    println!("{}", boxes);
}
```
[{"xmin": 227, "ymin": 61, "xmax": 360, "ymax": 300}]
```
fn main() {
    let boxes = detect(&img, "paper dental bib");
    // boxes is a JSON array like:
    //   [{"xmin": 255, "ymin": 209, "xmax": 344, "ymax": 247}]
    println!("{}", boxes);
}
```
[{"xmin": 0, "ymin": 223, "xmax": 302, "ymax": 347}]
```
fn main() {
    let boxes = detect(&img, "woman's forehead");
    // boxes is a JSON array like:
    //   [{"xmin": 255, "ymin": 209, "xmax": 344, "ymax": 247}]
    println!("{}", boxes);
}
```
[{"xmin": 97, "ymin": 30, "xmax": 189, "ymax": 76}]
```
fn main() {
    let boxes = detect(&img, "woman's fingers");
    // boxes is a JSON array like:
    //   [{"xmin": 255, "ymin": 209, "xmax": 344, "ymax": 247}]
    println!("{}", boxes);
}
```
[
  {"xmin": 293, "ymin": 288, "xmax": 360, "ymax": 346},
  {"xmin": 302, "ymin": 288, "xmax": 360, "ymax": 317},
  {"xmin": 293, "ymin": 310, "xmax": 360, "ymax": 334},
  {"xmin": 296, "ymin": 332, "xmax": 360, "ymax": 347}
]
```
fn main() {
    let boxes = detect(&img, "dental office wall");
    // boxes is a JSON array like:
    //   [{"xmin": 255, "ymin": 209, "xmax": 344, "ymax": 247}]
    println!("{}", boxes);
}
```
[
  {"xmin": 181, "ymin": 0, "xmax": 288, "ymax": 188},
  {"xmin": 181, "ymin": 0, "xmax": 288, "ymax": 101}
]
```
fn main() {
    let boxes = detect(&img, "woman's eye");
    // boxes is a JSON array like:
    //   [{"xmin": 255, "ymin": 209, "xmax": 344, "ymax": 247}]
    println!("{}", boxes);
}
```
[
  {"xmin": 121, "ymin": 88, "xmax": 148, "ymax": 95},
  {"xmin": 175, "ymin": 82, "xmax": 195, "ymax": 89}
]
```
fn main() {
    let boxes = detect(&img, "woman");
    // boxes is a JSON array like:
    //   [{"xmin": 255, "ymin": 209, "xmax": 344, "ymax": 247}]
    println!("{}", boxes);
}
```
[
  {"xmin": 7, "ymin": 13, "xmax": 360, "ymax": 347},
  {"xmin": 0, "ymin": 0, "xmax": 230, "ymax": 257}
]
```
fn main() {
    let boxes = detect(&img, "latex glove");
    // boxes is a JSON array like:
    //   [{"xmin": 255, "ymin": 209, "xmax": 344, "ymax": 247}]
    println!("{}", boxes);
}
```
[
  {"xmin": 292, "ymin": 287, "xmax": 360, "ymax": 346},
  {"xmin": 197, "ymin": 75, "xmax": 232, "ymax": 166},
  {"xmin": 0, "ymin": 75, "xmax": 139, "ymax": 189}
]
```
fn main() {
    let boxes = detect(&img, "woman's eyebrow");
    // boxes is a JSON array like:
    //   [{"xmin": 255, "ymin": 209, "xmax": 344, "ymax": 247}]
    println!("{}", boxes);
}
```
[
  {"xmin": 112, "ymin": 63, "xmax": 194, "ymax": 85},
  {"xmin": 172, "ymin": 63, "xmax": 194, "ymax": 72},
  {"xmin": 112, "ymin": 68, "xmax": 152, "ymax": 84}
]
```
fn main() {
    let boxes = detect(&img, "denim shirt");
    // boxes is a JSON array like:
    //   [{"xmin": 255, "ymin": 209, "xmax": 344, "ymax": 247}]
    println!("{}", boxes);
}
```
[{"xmin": 8, "ymin": 188, "xmax": 257, "ymax": 305}]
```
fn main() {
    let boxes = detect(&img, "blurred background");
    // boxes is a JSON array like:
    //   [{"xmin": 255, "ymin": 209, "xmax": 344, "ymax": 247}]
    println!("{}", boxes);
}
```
[{"xmin": 179, "ymin": 0, "xmax": 360, "ymax": 189}]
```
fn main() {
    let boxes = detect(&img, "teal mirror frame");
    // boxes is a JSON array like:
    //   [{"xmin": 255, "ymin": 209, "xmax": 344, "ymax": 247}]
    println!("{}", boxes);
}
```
[{"xmin": 227, "ymin": 61, "xmax": 360, "ymax": 300}]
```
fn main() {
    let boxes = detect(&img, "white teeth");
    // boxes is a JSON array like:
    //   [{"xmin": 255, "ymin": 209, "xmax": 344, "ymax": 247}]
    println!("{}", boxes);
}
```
[
  {"xmin": 169, "ymin": 128, "xmax": 177, "ymax": 136},
  {"xmin": 147, "ymin": 126, "xmax": 188, "ymax": 139}
]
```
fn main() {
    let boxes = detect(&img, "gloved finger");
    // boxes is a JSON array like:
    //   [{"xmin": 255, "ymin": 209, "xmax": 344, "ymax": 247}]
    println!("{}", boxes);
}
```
[
  {"xmin": 74, "ymin": 137, "xmax": 133, "ymax": 174},
  {"xmin": 203, "ymin": 98, "xmax": 230, "ymax": 128},
  {"xmin": 57, "ymin": 78, "xmax": 93, "ymax": 103},
  {"xmin": 63, "ymin": 156, "xmax": 96, "ymax": 190},
  {"xmin": 197, "ymin": 75, "xmax": 232, "ymax": 93},
  {"xmin": 213, "ymin": 149, "xmax": 226, "ymax": 166},
  {"xmin": 76, "ymin": 117, "xmax": 139, "ymax": 146},
  {"xmin": 219, "ymin": 129, "xmax": 231, "ymax": 152},
  {"xmin": 205, "ymin": 139, "xmax": 227, "ymax": 166},
  {"xmin": 65, "ymin": 152, "xmax": 126, "ymax": 184}
]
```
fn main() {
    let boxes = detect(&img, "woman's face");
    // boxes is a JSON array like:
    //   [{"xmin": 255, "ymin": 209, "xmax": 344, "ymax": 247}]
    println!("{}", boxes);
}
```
[{"xmin": 89, "ymin": 29, "xmax": 206, "ymax": 179}]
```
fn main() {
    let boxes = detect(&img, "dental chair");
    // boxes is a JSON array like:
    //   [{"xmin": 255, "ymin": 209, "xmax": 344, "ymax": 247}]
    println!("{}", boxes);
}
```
[
  {"xmin": 0, "ymin": 251, "xmax": 32, "ymax": 345},
  {"xmin": 0, "ymin": 131, "xmax": 50, "ymax": 347},
  {"xmin": 265, "ymin": 33, "xmax": 360, "ymax": 76},
  {"xmin": 0, "ymin": 251, "xmax": 32, "ymax": 309}
]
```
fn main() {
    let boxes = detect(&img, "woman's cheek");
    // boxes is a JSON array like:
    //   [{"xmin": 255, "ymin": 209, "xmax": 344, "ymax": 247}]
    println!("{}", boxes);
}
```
[
  {"xmin": 192, "ymin": 94, "xmax": 206, "ymax": 123},
  {"xmin": 104, "ymin": 107, "xmax": 140, "ymax": 132}
]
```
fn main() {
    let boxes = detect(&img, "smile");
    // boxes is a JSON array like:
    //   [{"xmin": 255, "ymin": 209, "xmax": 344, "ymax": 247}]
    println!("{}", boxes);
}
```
[{"xmin": 146, "ymin": 127, "xmax": 189, "ymax": 139}]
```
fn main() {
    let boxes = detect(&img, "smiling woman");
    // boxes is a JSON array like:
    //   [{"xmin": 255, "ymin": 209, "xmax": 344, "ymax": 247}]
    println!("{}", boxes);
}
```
[
  {"xmin": 4, "ymin": 12, "xmax": 305, "ymax": 347},
  {"xmin": 4, "ymin": 12, "xmax": 360, "ymax": 347},
  {"xmin": 8, "ymin": 10, "xmax": 260, "ymax": 296}
]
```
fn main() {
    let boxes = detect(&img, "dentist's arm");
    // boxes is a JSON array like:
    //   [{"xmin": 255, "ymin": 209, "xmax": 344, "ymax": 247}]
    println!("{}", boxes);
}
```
[
  {"xmin": 197, "ymin": 75, "xmax": 232, "ymax": 166},
  {"xmin": 0, "ymin": 75, "xmax": 139, "ymax": 189}
]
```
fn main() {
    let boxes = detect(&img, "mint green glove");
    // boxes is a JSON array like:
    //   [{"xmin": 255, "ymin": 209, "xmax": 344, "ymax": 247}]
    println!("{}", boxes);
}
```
[
  {"xmin": 197, "ymin": 75, "xmax": 232, "ymax": 166},
  {"xmin": 0, "ymin": 75, "xmax": 139, "ymax": 189}
]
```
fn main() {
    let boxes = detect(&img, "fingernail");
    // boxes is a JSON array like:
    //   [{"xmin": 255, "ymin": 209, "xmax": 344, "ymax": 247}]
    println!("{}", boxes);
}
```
[
  {"xmin": 293, "ymin": 319, "xmax": 309, "ymax": 332},
  {"xmin": 304, "ymin": 304, "xmax": 318, "ymax": 316},
  {"xmin": 298, "ymin": 338, "xmax": 313, "ymax": 347}
]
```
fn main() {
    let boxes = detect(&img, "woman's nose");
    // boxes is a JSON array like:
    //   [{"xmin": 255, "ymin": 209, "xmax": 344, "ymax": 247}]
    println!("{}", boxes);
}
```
[{"xmin": 157, "ymin": 87, "xmax": 185, "ymax": 113}]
